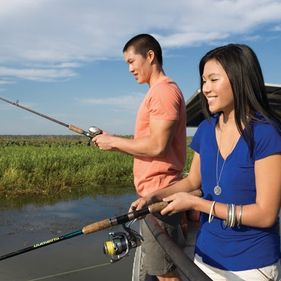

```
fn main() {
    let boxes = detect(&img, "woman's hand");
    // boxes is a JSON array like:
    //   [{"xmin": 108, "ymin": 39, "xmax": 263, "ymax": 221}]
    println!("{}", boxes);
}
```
[
  {"xmin": 160, "ymin": 192, "xmax": 196, "ymax": 216},
  {"xmin": 129, "ymin": 196, "xmax": 153, "ymax": 212}
]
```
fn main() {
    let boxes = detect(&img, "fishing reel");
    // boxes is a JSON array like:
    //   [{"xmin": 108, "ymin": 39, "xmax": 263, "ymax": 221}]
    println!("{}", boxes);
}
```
[
  {"xmin": 88, "ymin": 126, "xmax": 102, "ymax": 137},
  {"xmin": 103, "ymin": 220, "xmax": 143, "ymax": 263},
  {"xmin": 87, "ymin": 126, "xmax": 103, "ymax": 145}
]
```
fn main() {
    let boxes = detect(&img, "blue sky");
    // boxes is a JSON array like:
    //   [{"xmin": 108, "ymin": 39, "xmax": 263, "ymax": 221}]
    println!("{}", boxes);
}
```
[{"xmin": 0, "ymin": 0, "xmax": 280, "ymax": 136}]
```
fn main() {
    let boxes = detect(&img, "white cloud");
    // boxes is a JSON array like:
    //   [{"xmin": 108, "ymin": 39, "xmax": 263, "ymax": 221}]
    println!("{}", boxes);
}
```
[
  {"xmin": 81, "ymin": 92, "xmax": 145, "ymax": 111},
  {"xmin": 0, "ymin": 66, "xmax": 77, "ymax": 81},
  {"xmin": 0, "ymin": 79, "xmax": 14, "ymax": 85},
  {"xmin": 0, "ymin": 0, "xmax": 280, "ymax": 81}
]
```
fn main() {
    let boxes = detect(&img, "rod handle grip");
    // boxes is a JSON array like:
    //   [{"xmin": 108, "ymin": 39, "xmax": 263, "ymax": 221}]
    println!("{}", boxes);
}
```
[
  {"xmin": 148, "ymin": 201, "xmax": 168, "ymax": 213},
  {"xmin": 82, "ymin": 202, "xmax": 168, "ymax": 235},
  {"xmin": 69, "ymin": 124, "xmax": 85, "ymax": 135},
  {"xmin": 82, "ymin": 219, "xmax": 111, "ymax": 234}
]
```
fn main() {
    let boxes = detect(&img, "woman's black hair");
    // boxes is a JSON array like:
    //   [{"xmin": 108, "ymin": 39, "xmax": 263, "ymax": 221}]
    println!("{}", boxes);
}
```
[{"xmin": 199, "ymin": 43, "xmax": 281, "ymax": 156}]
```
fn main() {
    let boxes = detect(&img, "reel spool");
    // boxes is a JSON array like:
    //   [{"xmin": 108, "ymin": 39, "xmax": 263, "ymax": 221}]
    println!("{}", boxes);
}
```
[{"xmin": 103, "ymin": 221, "xmax": 143, "ymax": 262}]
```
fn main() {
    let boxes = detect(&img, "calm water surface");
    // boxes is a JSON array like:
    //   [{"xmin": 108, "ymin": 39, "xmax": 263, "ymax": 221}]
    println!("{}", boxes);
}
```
[
  {"xmin": 0, "ymin": 191, "xmax": 137, "ymax": 281},
  {"xmin": 1, "ymin": 192, "xmax": 280, "ymax": 281}
]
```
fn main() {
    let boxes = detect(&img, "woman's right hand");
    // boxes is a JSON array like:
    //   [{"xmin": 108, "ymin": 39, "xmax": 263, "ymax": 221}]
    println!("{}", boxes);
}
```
[
  {"xmin": 160, "ymin": 192, "xmax": 196, "ymax": 216},
  {"xmin": 129, "ymin": 196, "xmax": 153, "ymax": 212}
]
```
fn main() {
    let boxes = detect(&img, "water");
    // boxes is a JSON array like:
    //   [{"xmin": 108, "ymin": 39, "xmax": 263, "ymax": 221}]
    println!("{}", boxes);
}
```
[
  {"xmin": 0, "ymin": 192, "xmax": 138, "ymax": 281},
  {"xmin": 1, "ymin": 192, "xmax": 279, "ymax": 281}
]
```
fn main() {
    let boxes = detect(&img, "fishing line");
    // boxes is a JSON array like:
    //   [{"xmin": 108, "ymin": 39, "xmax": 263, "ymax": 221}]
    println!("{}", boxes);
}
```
[
  {"xmin": 26, "ymin": 262, "xmax": 111, "ymax": 281},
  {"xmin": 0, "ymin": 96, "xmax": 102, "ymax": 141}
]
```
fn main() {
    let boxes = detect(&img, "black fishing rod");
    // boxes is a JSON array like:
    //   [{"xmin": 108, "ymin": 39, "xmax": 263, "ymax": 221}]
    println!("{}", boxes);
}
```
[
  {"xmin": 0, "ymin": 201, "xmax": 167, "ymax": 261},
  {"xmin": 0, "ymin": 96, "xmax": 102, "ymax": 139}
]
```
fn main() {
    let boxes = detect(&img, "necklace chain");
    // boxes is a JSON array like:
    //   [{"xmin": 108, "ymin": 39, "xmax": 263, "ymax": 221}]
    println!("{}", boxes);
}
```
[
  {"xmin": 214, "ymin": 124, "xmax": 235, "ymax": 196},
  {"xmin": 216, "ymin": 146, "xmax": 227, "ymax": 188}
]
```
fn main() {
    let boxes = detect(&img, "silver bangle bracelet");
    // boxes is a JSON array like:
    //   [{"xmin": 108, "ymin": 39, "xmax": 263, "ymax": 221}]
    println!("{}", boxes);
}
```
[
  {"xmin": 230, "ymin": 204, "xmax": 236, "ymax": 227},
  {"xmin": 237, "ymin": 205, "xmax": 243, "ymax": 227},
  {"xmin": 224, "ymin": 204, "xmax": 238, "ymax": 228},
  {"xmin": 224, "ymin": 204, "xmax": 230, "ymax": 228},
  {"xmin": 208, "ymin": 201, "xmax": 216, "ymax": 223}
]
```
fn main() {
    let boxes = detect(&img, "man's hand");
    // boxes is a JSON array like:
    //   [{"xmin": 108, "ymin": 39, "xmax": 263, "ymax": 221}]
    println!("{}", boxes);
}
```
[{"xmin": 92, "ymin": 132, "xmax": 116, "ymax": 151}]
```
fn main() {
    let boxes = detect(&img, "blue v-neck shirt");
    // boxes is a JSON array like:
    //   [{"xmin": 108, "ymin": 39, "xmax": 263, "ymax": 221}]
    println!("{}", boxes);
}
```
[{"xmin": 190, "ymin": 115, "xmax": 281, "ymax": 270}]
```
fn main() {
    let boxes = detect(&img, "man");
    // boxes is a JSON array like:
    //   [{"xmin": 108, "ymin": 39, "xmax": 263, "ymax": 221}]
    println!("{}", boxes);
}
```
[{"xmin": 93, "ymin": 34, "xmax": 186, "ymax": 281}]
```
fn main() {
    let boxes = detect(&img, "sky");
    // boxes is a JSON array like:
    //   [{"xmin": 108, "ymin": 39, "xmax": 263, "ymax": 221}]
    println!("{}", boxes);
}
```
[{"xmin": 0, "ymin": 0, "xmax": 280, "ymax": 136}]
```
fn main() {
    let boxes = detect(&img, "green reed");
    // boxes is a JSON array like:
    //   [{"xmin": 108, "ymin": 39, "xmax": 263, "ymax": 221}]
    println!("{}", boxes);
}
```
[{"xmin": 0, "ymin": 136, "xmax": 193, "ymax": 197}]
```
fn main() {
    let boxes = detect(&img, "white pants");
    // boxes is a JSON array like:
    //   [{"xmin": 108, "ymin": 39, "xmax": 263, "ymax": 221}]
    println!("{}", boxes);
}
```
[{"xmin": 194, "ymin": 254, "xmax": 281, "ymax": 281}]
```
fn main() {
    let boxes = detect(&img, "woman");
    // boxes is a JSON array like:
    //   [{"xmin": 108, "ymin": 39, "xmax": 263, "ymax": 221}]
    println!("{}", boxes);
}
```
[{"xmin": 131, "ymin": 44, "xmax": 281, "ymax": 280}]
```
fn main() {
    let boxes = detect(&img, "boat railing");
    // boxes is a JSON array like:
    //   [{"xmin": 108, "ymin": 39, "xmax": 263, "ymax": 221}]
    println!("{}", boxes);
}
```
[{"xmin": 145, "ymin": 214, "xmax": 212, "ymax": 281}]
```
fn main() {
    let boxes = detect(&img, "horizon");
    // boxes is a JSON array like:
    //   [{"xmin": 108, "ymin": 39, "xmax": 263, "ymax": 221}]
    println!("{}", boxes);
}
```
[{"xmin": 0, "ymin": 1, "xmax": 280, "ymax": 136}]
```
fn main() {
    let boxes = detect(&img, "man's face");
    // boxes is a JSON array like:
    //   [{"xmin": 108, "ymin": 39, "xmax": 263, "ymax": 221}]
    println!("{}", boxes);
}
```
[{"xmin": 123, "ymin": 47, "xmax": 152, "ymax": 84}]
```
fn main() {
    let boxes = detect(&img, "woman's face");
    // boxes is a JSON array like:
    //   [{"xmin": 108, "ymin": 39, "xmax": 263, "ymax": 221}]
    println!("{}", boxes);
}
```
[{"xmin": 202, "ymin": 59, "xmax": 234, "ymax": 115}]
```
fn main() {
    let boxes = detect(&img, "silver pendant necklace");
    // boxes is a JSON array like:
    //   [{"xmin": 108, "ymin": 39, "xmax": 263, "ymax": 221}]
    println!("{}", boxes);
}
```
[
  {"xmin": 214, "ymin": 119, "xmax": 238, "ymax": 196},
  {"xmin": 214, "ymin": 147, "xmax": 226, "ymax": 196},
  {"xmin": 214, "ymin": 125, "xmax": 226, "ymax": 196}
]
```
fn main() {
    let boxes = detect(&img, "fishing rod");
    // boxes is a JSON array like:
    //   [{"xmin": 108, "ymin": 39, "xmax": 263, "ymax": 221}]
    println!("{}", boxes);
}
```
[
  {"xmin": 0, "ymin": 201, "xmax": 167, "ymax": 262},
  {"xmin": 0, "ymin": 96, "xmax": 102, "ymax": 141}
]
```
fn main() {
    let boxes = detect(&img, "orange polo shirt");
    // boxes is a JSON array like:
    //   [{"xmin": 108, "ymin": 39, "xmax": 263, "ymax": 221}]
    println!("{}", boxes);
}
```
[{"xmin": 133, "ymin": 76, "xmax": 186, "ymax": 197}]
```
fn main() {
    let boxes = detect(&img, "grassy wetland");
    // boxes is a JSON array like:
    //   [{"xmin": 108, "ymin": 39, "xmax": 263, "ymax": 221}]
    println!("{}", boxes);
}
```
[{"xmin": 0, "ymin": 135, "xmax": 193, "ymax": 199}]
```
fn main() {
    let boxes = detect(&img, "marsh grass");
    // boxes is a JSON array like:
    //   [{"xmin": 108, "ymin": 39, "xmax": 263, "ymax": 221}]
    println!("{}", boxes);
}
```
[{"xmin": 0, "ymin": 135, "xmax": 193, "ymax": 198}]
